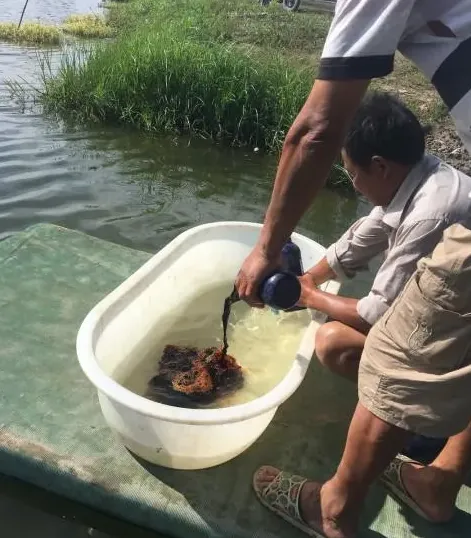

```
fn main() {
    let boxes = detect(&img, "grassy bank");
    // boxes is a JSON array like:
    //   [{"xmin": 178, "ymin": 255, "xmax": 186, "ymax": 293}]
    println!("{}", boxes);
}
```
[
  {"xmin": 0, "ymin": 22, "xmax": 61, "ymax": 45},
  {"xmin": 38, "ymin": 0, "xmax": 330, "ymax": 153},
  {"xmin": 40, "ymin": 33, "xmax": 313, "ymax": 152},
  {"xmin": 18, "ymin": 0, "xmax": 453, "ymax": 187},
  {"xmin": 105, "ymin": 0, "xmax": 332, "ymax": 51},
  {"xmin": 104, "ymin": 0, "xmax": 446, "ymax": 124},
  {"xmin": 102, "ymin": 0, "xmax": 442, "ymax": 116}
]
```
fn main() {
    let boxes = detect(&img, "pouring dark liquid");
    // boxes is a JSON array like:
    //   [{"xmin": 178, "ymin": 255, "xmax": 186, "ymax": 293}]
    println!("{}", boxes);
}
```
[
  {"xmin": 220, "ymin": 237, "xmax": 304, "ymax": 357},
  {"xmin": 221, "ymin": 286, "xmax": 240, "ymax": 356}
]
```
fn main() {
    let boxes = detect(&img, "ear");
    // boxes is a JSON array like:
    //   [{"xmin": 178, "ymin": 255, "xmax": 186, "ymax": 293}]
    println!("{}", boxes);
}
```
[{"xmin": 370, "ymin": 155, "xmax": 388, "ymax": 174}]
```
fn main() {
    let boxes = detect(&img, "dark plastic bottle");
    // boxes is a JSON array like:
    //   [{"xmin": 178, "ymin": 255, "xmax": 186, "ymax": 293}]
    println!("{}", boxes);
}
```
[
  {"xmin": 259, "ymin": 271, "xmax": 301, "ymax": 310},
  {"xmin": 281, "ymin": 238, "xmax": 303, "ymax": 276},
  {"xmin": 259, "ymin": 237, "xmax": 306, "ymax": 311}
]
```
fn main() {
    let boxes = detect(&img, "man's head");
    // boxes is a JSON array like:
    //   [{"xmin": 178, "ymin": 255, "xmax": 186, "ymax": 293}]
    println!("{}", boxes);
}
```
[{"xmin": 342, "ymin": 92, "xmax": 425, "ymax": 206}]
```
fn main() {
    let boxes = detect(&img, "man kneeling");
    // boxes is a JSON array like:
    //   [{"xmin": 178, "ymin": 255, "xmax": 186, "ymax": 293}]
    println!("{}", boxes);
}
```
[{"xmin": 299, "ymin": 92, "xmax": 471, "ymax": 381}]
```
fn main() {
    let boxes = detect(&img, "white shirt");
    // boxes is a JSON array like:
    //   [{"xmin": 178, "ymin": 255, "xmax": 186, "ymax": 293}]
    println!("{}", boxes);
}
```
[
  {"xmin": 320, "ymin": 0, "xmax": 471, "ymax": 154},
  {"xmin": 325, "ymin": 155, "xmax": 471, "ymax": 325}
]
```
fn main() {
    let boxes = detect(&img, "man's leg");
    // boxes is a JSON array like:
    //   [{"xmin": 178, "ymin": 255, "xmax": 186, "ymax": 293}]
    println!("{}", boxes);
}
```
[
  {"xmin": 400, "ymin": 420, "xmax": 471, "ymax": 522},
  {"xmin": 315, "ymin": 321, "xmax": 447, "ymax": 461},
  {"xmin": 255, "ymin": 225, "xmax": 471, "ymax": 536},
  {"xmin": 255, "ymin": 402, "xmax": 410, "ymax": 538},
  {"xmin": 315, "ymin": 321, "xmax": 365, "ymax": 381},
  {"xmin": 359, "ymin": 224, "xmax": 471, "ymax": 519}
]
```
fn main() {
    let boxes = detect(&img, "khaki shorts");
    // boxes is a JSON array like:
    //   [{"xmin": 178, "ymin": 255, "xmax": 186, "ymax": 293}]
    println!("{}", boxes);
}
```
[{"xmin": 359, "ymin": 224, "xmax": 471, "ymax": 438}]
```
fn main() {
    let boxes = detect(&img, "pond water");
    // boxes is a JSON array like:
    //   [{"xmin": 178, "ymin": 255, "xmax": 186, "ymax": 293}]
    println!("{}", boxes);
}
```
[
  {"xmin": 0, "ymin": 0, "xmax": 100, "ymax": 24},
  {"xmin": 0, "ymin": 0, "xmax": 373, "ymax": 536}
]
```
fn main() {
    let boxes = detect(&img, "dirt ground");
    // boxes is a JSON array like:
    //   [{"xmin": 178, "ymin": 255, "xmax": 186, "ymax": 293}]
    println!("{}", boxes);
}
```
[
  {"xmin": 426, "ymin": 119, "xmax": 471, "ymax": 175},
  {"xmin": 368, "ymin": 54, "xmax": 470, "ymax": 175}
]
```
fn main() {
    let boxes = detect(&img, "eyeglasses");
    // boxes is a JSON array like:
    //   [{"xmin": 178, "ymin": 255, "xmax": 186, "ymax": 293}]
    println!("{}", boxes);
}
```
[{"xmin": 344, "ymin": 167, "xmax": 357, "ymax": 183}]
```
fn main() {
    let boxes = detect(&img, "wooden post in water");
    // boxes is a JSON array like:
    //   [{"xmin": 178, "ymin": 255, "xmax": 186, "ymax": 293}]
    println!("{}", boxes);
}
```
[{"xmin": 18, "ymin": 0, "xmax": 30, "ymax": 29}]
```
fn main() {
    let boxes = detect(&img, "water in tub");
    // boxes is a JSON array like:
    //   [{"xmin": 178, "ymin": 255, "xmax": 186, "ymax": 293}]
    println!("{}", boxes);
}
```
[{"xmin": 120, "ymin": 284, "xmax": 314, "ymax": 408}]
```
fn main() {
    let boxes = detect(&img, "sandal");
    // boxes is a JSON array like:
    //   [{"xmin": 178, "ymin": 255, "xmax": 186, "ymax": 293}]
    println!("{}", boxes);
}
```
[
  {"xmin": 252, "ymin": 466, "xmax": 327, "ymax": 537},
  {"xmin": 380, "ymin": 454, "xmax": 434, "ymax": 522}
]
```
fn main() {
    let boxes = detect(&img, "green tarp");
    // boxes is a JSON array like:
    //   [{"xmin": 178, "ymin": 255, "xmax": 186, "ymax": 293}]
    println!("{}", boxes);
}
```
[{"xmin": 0, "ymin": 223, "xmax": 470, "ymax": 537}]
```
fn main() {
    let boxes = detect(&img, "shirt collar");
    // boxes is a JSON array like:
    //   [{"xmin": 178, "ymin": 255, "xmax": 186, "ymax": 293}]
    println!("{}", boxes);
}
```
[{"xmin": 382, "ymin": 154, "xmax": 440, "ymax": 229}]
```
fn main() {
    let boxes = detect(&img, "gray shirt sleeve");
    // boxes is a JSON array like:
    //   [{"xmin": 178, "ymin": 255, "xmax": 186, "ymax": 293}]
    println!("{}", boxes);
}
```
[
  {"xmin": 357, "ymin": 218, "xmax": 448, "ymax": 326},
  {"xmin": 325, "ymin": 210, "xmax": 389, "ymax": 280}
]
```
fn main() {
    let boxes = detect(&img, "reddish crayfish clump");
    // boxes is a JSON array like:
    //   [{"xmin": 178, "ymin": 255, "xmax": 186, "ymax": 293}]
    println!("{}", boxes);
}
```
[{"xmin": 146, "ymin": 345, "xmax": 244, "ymax": 409}]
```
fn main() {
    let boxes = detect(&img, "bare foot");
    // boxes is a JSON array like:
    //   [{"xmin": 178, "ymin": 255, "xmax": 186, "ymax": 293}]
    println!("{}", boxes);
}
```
[
  {"xmin": 254, "ymin": 466, "xmax": 359, "ymax": 538},
  {"xmin": 400, "ymin": 462, "xmax": 457, "ymax": 522}
]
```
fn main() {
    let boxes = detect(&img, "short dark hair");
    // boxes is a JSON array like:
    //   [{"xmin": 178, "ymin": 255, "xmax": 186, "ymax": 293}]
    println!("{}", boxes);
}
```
[{"xmin": 344, "ymin": 92, "xmax": 425, "ymax": 167}]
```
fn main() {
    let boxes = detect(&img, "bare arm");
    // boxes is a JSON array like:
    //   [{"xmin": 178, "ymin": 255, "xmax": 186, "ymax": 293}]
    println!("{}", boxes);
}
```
[
  {"xmin": 235, "ymin": 0, "xmax": 417, "ymax": 306},
  {"xmin": 258, "ymin": 79, "xmax": 370, "ymax": 257},
  {"xmin": 236, "ymin": 79, "xmax": 370, "ymax": 305},
  {"xmin": 304, "ymin": 257, "xmax": 337, "ymax": 286},
  {"xmin": 300, "ymin": 285, "xmax": 370, "ymax": 334}
]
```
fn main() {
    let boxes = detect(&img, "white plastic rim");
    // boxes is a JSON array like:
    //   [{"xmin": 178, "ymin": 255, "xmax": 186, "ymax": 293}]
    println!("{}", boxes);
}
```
[{"xmin": 76, "ymin": 221, "xmax": 336, "ymax": 426}]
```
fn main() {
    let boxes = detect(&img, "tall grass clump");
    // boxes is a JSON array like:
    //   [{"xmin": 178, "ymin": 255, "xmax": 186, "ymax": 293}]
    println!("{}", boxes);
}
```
[
  {"xmin": 40, "ymin": 31, "xmax": 313, "ymax": 152},
  {"xmin": 0, "ymin": 22, "xmax": 61, "ymax": 45},
  {"xmin": 61, "ymin": 14, "xmax": 115, "ymax": 39}
]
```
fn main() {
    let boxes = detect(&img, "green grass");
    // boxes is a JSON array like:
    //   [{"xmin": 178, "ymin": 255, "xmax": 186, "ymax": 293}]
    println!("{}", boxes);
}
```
[
  {"xmin": 38, "ymin": 0, "xmax": 330, "ymax": 153},
  {"xmin": 104, "ymin": 0, "xmax": 442, "ymax": 124},
  {"xmin": 0, "ymin": 22, "xmax": 61, "ymax": 45},
  {"xmin": 105, "ymin": 0, "xmax": 331, "ymax": 53},
  {"xmin": 38, "ymin": 33, "xmax": 314, "ymax": 152}
]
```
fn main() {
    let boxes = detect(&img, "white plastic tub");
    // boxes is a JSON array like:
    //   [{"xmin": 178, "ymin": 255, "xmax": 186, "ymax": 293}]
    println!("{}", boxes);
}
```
[{"xmin": 76, "ymin": 222, "xmax": 340, "ymax": 470}]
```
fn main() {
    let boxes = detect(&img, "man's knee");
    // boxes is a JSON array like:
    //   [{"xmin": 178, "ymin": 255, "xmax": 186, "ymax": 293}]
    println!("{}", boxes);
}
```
[{"xmin": 315, "ymin": 321, "xmax": 345, "ymax": 368}]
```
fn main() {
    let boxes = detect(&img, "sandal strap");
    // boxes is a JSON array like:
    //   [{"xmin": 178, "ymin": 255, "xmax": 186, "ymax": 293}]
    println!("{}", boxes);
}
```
[
  {"xmin": 383, "ymin": 457, "xmax": 405, "ymax": 488},
  {"xmin": 383, "ymin": 454, "xmax": 417, "ymax": 489},
  {"xmin": 261, "ymin": 471, "xmax": 308, "ymax": 522}
]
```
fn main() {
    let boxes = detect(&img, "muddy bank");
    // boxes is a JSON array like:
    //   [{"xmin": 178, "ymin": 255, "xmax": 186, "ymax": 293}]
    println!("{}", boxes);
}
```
[{"xmin": 426, "ymin": 119, "xmax": 471, "ymax": 175}]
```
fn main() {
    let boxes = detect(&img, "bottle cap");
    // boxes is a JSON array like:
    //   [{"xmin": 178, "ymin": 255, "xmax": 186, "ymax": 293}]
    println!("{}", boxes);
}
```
[{"xmin": 260, "ymin": 272, "xmax": 301, "ymax": 310}]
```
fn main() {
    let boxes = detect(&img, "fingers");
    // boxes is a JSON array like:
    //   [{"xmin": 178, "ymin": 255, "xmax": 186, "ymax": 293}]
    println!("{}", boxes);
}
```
[
  {"xmin": 235, "ymin": 271, "xmax": 265, "ymax": 308},
  {"xmin": 246, "ymin": 290, "xmax": 265, "ymax": 309},
  {"xmin": 235, "ymin": 245, "xmax": 280, "ymax": 309},
  {"xmin": 303, "ymin": 270, "xmax": 319, "ymax": 287},
  {"xmin": 299, "ymin": 273, "xmax": 316, "ymax": 291}
]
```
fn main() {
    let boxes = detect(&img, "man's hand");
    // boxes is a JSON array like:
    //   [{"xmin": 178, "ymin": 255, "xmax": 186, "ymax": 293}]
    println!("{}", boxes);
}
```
[
  {"xmin": 235, "ymin": 245, "xmax": 280, "ymax": 307},
  {"xmin": 297, "ymin": 258, "xmax": 337, "ymax": 307},
  {"xmin": 297, "ymin": 272, "xmax": 318, "ymax": 307}
]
